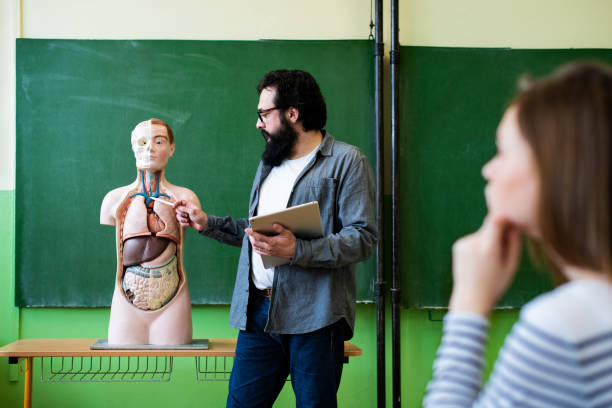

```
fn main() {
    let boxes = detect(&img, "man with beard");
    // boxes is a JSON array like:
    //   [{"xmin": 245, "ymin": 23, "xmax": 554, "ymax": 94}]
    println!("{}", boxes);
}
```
[{"xmin": 174, "ymin": 70, "xmax": 377, "ymax": 408}]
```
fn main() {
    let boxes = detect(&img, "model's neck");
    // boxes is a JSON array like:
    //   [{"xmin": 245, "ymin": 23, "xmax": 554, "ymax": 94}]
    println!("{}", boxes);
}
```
[
  {"xmin": 289, "ymin": 129, "xmax": 323, "ymax": 160},
  {"xmin": 135, "ymin": 169, "xmax": 167, "ymax": 191}
]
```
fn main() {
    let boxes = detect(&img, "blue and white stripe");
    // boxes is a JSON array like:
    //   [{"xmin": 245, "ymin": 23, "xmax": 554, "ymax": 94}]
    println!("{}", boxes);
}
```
[{"xmin": 424, "ymin": 280, "xmax": 612, "ymax": 408}]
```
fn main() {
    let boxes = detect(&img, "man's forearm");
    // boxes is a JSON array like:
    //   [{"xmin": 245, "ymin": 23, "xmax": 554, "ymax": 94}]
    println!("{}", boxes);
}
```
[{"xmin": 200, "ymin": 214, "xmax": 248, "ymax": 247}]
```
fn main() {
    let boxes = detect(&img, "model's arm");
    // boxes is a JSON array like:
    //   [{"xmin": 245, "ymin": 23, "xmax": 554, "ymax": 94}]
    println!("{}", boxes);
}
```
[{"xmin": 291, "ymin": 155, "xmax": 378, "ymax": 268}]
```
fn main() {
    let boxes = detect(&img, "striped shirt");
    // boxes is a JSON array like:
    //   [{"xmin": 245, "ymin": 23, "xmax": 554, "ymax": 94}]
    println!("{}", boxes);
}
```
[{"xmin": 424, "ymin": 279, "xmax": 612, "ymax": 408}]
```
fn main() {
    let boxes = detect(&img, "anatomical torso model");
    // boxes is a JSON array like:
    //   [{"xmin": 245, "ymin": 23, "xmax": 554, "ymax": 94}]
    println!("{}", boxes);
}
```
[{"xmin": 100, "ymin": 118, "xmax": 200, "ymax": 345}]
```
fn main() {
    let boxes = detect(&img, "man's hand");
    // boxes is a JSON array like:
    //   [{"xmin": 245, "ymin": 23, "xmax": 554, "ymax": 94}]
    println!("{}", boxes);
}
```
[
  {"xmin": 449, "ymin": 215, "xmax": 522, "ymax": 317},
  {"xmin": 245, "ymin": 223, "xmax": 296, "ymax": 259},
  {"xmin": 174, "ymin": 199, "xmax": 208, "ymax": 232}
]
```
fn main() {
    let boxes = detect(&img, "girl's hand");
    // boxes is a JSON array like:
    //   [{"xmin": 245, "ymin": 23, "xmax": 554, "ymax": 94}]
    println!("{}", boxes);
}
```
[{"xmin": 449, "ymin": 216, "xmax": 522, "ymax": 316}]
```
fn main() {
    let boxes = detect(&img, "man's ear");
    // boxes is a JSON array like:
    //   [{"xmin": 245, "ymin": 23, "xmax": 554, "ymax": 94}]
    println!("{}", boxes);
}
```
[{"xmin": 285, "ymin": 106, "xmax": 299, "ymax": 124}]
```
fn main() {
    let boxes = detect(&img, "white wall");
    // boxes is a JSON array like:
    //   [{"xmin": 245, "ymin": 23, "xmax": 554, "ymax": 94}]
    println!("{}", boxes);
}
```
[
  {"xmin": 20, "ymin": 0, "xmax": 372, "ymax": 40},
  {"xmin": 401, "ymin": 0, "xmax": 612, "ymax": 48},
  {"xmin": 2, "ymin": 0, "xmax": 612, "ymax": 190},
  {"xmin": 0, "ymin": 0, "xmax": 19, "ymax": 191}
]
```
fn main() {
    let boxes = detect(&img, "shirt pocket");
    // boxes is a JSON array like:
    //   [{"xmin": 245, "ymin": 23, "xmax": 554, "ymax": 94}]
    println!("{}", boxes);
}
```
[{"xmin": 307, "ymin": 178, "xmax": 338, "ymax": 235}]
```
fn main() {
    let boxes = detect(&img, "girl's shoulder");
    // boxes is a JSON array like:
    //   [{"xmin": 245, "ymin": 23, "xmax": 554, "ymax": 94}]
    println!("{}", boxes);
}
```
[{"xmin": 520, "ymin": 280, "xmax": 612, "ymax": 344}]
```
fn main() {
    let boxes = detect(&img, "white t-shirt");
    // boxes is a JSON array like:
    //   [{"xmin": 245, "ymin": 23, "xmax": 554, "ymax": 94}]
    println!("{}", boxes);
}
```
[{"xmin": 251, "ymin": 147, "xmax": 318, "ymax": 289}]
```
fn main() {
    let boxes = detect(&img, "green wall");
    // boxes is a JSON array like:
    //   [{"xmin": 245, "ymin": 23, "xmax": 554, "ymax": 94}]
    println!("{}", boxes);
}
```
[
  {"xmin": 0, "ymin": 190, "xmax": 18, "ymax": 345},
  {"xmin": 1, "ymin": 189, "xmax": 519, "ymax": 407}
]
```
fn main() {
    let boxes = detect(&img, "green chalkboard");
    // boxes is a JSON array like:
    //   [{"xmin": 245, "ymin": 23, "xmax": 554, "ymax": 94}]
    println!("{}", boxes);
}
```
[
  {"xmin": 401, "ymin": 46, "xmax": 612, "ymax": 308},
  {"xmin": 15, "ymin": 39, "xmax": 375, "ymax": 307}
]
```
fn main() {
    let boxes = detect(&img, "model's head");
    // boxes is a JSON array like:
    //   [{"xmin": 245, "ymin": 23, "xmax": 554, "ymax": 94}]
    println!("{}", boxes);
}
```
[
  {"xmin": 483, "ymin": 62, "xmax": 612, "ymax": 274},
  {"xmin": 131, "ymin": 118, "xmax": 175, "ymax": 172}
]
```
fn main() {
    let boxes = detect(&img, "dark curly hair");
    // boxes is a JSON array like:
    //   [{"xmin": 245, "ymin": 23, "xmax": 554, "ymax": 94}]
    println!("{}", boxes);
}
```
[{"xmin": 257, "ymin": 70, "xmax": 327, "ymax": 131}]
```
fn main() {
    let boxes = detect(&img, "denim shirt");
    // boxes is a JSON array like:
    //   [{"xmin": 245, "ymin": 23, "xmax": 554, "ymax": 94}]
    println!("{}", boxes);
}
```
[{"xmin": 201, "ymin": 132, "xmax": 377, "ymax": 339}]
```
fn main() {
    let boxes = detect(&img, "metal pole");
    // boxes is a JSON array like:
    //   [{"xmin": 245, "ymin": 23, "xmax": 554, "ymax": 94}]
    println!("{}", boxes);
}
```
[
  {"xmin": 390, "ymin": 0, "xmax": 401, "ymax": 406},
  {"xmin": 373, "ymin": 0, "xmax": 386, "ymax": 407}
]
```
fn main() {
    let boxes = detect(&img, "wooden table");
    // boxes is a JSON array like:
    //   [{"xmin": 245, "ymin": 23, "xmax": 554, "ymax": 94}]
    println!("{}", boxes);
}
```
[{"xmin": 0, "ymin": 338, "xmax": 362, "ymax": 408}]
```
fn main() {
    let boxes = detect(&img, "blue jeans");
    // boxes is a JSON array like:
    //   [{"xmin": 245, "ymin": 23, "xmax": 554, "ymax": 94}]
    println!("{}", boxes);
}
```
[{"xmin": 227, "ymin": 293, "xmax": 345, "ymax": 408}]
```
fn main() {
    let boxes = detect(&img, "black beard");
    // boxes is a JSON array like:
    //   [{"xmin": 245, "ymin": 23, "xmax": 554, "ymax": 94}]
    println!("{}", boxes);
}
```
[{"xmin": 261, "ymin": 117, "xmax": 297, "ymax": 167}]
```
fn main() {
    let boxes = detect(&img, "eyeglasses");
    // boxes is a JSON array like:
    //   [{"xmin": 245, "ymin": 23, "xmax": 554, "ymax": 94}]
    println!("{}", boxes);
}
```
[{"xmin": 257, "ymin": 106, "xmax": 283, "ymax": 122}]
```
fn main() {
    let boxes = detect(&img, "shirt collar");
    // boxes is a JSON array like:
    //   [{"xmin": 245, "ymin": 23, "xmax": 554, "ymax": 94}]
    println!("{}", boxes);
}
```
[{"xmin": 317, "ymin": 130, "xmax": 333, "ymax": 157}]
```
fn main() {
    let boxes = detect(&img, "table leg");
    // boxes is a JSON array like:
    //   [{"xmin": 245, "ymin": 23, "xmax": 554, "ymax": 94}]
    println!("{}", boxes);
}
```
[{"xmin": 24, "ymin": 357, "xmax": 33, "ymax": 408}]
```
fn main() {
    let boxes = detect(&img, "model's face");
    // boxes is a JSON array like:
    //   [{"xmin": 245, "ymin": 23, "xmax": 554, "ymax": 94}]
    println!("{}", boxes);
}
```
[
  {"xmin": 131, "ymin": 122, "xmax": 174, "ymax": 172},
  {"xmin": 482, "ymin": 107, "xmax": 540, "ymax": 234}
]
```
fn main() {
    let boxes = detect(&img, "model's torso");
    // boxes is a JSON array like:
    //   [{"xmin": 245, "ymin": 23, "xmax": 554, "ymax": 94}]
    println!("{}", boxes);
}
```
[{"xmin": 119, "ymin": 173, "xmax": 182, "ymax": 310}]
